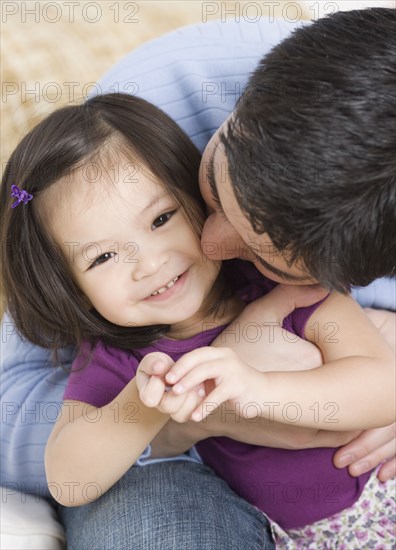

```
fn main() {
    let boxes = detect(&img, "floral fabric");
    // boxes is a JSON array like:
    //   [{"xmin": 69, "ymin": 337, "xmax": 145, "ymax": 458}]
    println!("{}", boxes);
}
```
[{"xmin": 268, "ymin": 467, "xmax": 396, "ymax": 549}]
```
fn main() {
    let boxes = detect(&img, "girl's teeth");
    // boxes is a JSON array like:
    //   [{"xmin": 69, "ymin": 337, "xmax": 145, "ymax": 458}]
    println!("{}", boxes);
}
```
[{"xmin": 151, "ymin": 276, "xmax": 179, "ymax": 296}]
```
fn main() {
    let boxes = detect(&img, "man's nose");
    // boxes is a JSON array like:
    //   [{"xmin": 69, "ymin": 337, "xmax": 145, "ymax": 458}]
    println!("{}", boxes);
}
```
[{"xmin": 200, "ymin": 212, "xmax": 245, "ymax": 260}]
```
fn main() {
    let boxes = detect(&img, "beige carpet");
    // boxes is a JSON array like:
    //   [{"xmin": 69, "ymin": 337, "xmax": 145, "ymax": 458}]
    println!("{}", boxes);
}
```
[
  {"xmin": 1, "ymin": 2, "xmax": 214, "ymax": 168},
  {"xmin": 2, "ymin": 1, "xmax": 391, "ymax": 170},
  {"xmin": 0, "ymin": 1, "xmax": 310, "ymax": 170},
  {"xmin": 0, "ymin": 0, "xmax": 396, "ymax": 171}
]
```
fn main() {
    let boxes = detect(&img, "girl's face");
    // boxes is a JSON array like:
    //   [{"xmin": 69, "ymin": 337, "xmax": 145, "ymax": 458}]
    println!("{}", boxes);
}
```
[{"xmin": 48, "ymin": 161, "xmax": 222, "ymax": 338}]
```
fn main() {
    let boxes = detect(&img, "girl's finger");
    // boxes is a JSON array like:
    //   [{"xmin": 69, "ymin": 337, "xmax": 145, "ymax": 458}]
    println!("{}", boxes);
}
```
[
  {"xmin": 143, "ymin": 352, "xmax": 175, "ymax": 376},
  {"xmin": 171, "ymin": 360, "xmax": 224, "ymax": 395},
  {"xmin": 196, "ymin": 382, "xmax": 206, "ymax": 398},
  {"xmin": 165, "ymin": 347, "xmax": 226, "ymax": 384},
  {"xmin": 157, "ymin": 390, "xmax": 190, "ymax": 415},
  {"xmin": 190, "ymin": 385, "xmax": 232, "ymax": 422},
  {"xmin": 140, "ymin": 375, "xmax": 166, "ymax": 408},
  {"xmin": 171, "ymin": 390, "xmax": 203, "ymax": 423},
  {"xmin": 135, "ymin": 369, "xmax": 149, "ymax": 393}
]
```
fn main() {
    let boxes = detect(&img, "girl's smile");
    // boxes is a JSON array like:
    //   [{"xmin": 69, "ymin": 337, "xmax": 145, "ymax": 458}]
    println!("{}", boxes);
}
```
[
  {"xmin": 46, "ymin": 158, "xmax": 223, "ymax": 338},
  {"xmin": 143, "ymin": 271, "xmax": 186, "ymax": 301}
]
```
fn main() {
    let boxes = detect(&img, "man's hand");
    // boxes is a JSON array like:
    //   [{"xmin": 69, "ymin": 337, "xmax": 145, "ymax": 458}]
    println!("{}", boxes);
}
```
[{"xmin": 333, "ymin": 422, "xmax": 396, "ymax": 482}]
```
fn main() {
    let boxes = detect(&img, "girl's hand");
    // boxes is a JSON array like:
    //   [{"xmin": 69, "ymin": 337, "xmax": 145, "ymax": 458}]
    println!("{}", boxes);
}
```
[
  {"xmin": 136, "ymin": 352, "xmax": 175, "ymax": 407},
  {"xmin": 136, "ymin": 352, "xmax": 206, "ymax": 422},
  {"xmin": 165, "ymin": 347, "xmax": 265, "ymax": 421}
]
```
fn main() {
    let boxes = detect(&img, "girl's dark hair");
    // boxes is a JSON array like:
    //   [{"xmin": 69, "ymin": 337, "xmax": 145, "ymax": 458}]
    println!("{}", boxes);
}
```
[
  {"xmin": 0, "ymin": 93, "xmax": 207, "ymax": 351},
  {"xmin": 221, "ymin": 8, "xmax": 396, "ymax": 292}
]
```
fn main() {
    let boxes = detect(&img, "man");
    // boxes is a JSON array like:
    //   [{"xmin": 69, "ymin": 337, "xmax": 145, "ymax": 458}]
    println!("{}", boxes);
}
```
[
  {"xmin": 197, "ymin": 7, "xmax": 396, "ymax": 481},
  {"xmin": 2, "ymin": 10, "xmax": 394, "ymax": 549},
  {"xmin": 200, "ymin": 8, "xmax": 395, "ymax": 291}
]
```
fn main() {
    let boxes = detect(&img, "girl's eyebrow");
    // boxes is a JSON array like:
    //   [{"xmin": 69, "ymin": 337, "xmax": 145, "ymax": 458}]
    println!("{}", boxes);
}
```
[
  {"xmin": 70, "ymin": 192, "xmax": 172, "ymax": 265},
  {"xmin": 139, "ymin": 191, "xmax": 170, "ymax": 216}
]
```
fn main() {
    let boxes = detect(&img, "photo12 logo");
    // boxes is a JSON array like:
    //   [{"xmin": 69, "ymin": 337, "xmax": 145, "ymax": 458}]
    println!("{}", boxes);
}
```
[
  {"xmin": 1, "ymin": 81, "xmax": 140, "ymax": 105},
  {"xmin": 1, "ymin": 2, "xmax": 140, "ymax": 24},
  {"xmin": 201, "ymin": 2, "xmax": 340, "ymax": 24}
]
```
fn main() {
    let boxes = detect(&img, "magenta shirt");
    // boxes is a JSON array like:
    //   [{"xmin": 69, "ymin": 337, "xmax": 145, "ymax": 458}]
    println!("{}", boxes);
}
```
[{"xmin": 64, "ymin": 260, "xmax": 371, "ymax": 529}]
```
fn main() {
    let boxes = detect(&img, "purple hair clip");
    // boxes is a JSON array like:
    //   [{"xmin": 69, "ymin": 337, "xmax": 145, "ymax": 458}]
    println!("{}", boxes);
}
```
[{"xmin": 10, "ymin": 185, "xmax": 33, "ymax": 209}]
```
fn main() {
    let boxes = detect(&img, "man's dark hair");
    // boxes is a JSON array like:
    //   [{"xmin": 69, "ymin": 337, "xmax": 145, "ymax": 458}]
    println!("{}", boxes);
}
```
[
  {"xmin": 221, "ymin": 8, "xmax": 396, "ymax": 292},
  {"xmin": 0, "ymin": 93, "xmax": 208, "ymax": 351}
]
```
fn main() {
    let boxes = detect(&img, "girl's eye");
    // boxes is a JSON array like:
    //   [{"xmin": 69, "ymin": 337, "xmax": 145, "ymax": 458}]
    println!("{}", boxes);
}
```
[
  {"xmin": 152, "ymin": 210, "xmax": 177, "ymax": 229},
  {"xmin": 89, "ymin": 252, "xmax": 116, "ymax": 269}
]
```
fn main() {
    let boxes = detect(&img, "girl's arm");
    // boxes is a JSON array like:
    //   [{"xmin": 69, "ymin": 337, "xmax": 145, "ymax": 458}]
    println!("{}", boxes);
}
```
[
  {"xmin": 45, "ymin": 377, "xmax": 169, "ymax": 507},
  {"xmin": 160, "ymin": 290, "xmax": 395, "ymax": 430},
  {"xmin": 146, "ymin": 303, "xmax": 395, "ymax": 482},
  {"xmin": 265, "ymin": 291, "xmax": 395, "ymax": 429}
]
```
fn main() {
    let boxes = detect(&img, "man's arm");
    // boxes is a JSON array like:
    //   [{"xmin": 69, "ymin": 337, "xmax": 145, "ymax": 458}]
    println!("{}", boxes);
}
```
[{"xmin": 150, "ymin": 407, "xmax": 361, "ymax": 458}]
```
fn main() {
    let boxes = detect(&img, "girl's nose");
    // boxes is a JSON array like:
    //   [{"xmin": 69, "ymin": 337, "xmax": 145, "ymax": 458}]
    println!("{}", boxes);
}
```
[
  {"xmin": 131, "ymin": 246, "xmax": 169, "ymax": 281},
  {"xmin": 200, "ymin": 212, "xmax": 245, "ymax": 260}
]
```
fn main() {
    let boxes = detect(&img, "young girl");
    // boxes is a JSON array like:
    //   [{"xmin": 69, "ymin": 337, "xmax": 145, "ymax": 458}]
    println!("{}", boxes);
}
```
[{"xmin": 0, "ymin": 93, "xmax": 394, "ymax": 547}]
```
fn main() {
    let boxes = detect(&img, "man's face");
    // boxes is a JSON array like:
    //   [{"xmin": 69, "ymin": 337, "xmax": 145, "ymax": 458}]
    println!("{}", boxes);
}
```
[{"xmin": 199, "ymin": 122, "xmax": 316, "ymax": 285}]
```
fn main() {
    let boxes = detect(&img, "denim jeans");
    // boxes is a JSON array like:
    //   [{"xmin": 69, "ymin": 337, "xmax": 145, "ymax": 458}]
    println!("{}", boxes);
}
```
[{"xmin": 57, "ymin": 461, "xmax": 274, "ymax": 549}]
